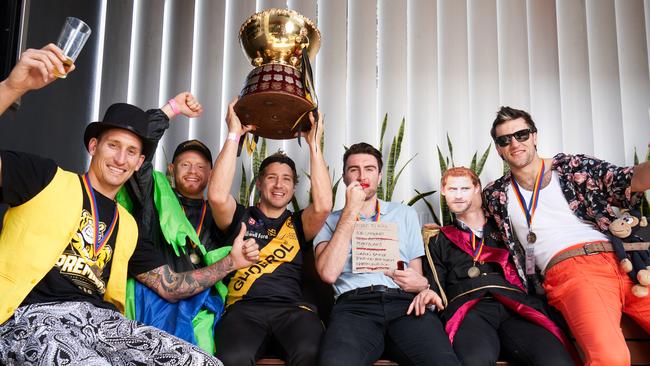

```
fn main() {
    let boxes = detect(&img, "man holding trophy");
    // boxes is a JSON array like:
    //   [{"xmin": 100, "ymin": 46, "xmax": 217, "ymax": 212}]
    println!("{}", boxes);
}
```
[{"xmin": 207, "ymin": 9, "xmax": 333, "ymax": 365}]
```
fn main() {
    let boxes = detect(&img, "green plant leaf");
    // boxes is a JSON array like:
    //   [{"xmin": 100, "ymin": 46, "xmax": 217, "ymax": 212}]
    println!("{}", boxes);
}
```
[
  {"xmin": 379, "ymin": 113, "xmax": 388, "ymax": 152},
  {"xmin": 390, "ymin": 154, "xmax": 417, "ymax": 200},
  {"xmin": 437, "ymin": 146, "xmax": 448, "ymax": 173},
  {"xmin": 475, "ymin": 143, "xmax": 491, "ymax": 176},
  {"xmin": 413, "ymin": 189, "xmax": 441, "ymax": 226},
  {"xmin": 440, "ymin": 195, "xmax": 453, "ymax": 226},
  {"xmin": 391, "ymin": 118, "xmax": 406, "ymax": 192},
  {"xmin": 469, "ymin": 152, "xmax": 478, "ymax": 172},
  {"xmin": 252, "ymin": 138, "xmax": 268, "ymax": 175},
  {"xmin": 446, "ymin": 133, "xmax": 455, "ymax": 167},
  {"xmin": 238, "ymin": 162, "xmax": 248, "ymax": 204},
  {"xmin": 406, "ymin": 189, "xmax": 436, "ymax": 206},
  {"xmin": 385, "ymin": 135, "xmax": 398, "ymax": 201},
  {"xmin": 332, "ymin": 175, "xmax": 342, "ymax": 208},
  {"xmin": 377, "ymin": 182, "xmax": 385, "ymax": 201},
  {"xmin": 634, "ymin": 148, "xmax": 640, "ymax": 165}
]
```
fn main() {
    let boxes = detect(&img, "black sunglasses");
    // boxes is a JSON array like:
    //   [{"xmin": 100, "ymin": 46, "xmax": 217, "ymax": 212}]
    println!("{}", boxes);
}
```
[{"xmin": 494, "ymin": 128, "xmax": 535, "ymax": 147}]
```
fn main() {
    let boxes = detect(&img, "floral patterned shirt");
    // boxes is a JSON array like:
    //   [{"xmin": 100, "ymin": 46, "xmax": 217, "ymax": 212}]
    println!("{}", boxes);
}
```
[{"xmin": 483, "ymin": 153, "xmax": 642, "ymax": 293}]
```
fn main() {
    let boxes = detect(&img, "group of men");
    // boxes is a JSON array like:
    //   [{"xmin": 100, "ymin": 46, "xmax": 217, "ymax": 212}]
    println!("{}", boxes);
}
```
[{"xmin": 0, "ymin": 44, "xmax": 648, "ymax": 366}]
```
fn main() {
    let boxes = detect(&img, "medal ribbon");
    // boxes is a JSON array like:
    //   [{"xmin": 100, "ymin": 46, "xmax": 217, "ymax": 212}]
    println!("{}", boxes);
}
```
[
  {"xmin": 181, "ymin": 200, "xmax": 208, "ymax": 247},
  {"xmin": 356, "ymin": 200, "xmax": 381, "ymax": 222},
  {"xmin": 82, "ymin": 173, "xmax": 118, "ymax": 257},
  {"xmin": 510, "ymin": 160, "xmax": 545, "ymax": 231},
  {"xmin": 470, "ymin": 231, "xmax": 484, "ymax": 262}
]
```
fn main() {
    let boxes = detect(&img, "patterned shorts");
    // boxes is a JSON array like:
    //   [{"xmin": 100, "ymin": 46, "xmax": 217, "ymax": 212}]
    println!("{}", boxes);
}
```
[{"xmin": 0, "ymin": 301, "xmax": 223, "ymax": 366}]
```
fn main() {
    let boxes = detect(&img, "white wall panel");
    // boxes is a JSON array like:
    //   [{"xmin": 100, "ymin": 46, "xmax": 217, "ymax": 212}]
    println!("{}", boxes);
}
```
[
  {"xmin": 285, "ymin": 0, "xmax": 319, "ymax": 206},
  {"xmin": 378, "ymin": 0, "xmax": 408, "ymax": 201},
  {"xmin": 191, "ymin": 0, "xmax": 227, "ymax": 160},
  {"xmin": 497, "ymin": 0, "xmax": 530, "ymax": 110},
  {"xmin": 438, "ymin": 0, "xmax": 471, "ymax": 166},
  {"xmin": 347, "ymin": 0, "xmax": 378, "ymax": 147},
  {"xmin": 556, "ymin": 0, "xmax": 594, "ymax": 155},
  {"xmin": 586, "ymin": 0, "xmax": 624, "ymax": 164},
  {"xmin": 128, "ymin": 0, "xmax": 165, "ymax": 167},
  {"xmin": 98, "ymin": 1, "xmax": 133, "ymax": 117},
  {"xmin": 468, "ymin": 0, "xmax": 500, "ymax": 184},
  {"xmin": 158, "ymin": 0, "xmax": 196, "ymax": 168},
  {"xmin": 221, "ymin": 0, "xmax": 257, "ymax": 196},
  {"xmin": 317, "ymin": 0, "xmax": 348, "ymax": 209},
  {"xmin": 407, "ymin": 0, "xmax": 438, "ymax": 217},
  {"xmin": 615, "ymin": 0, "xmax": 650, "ymax": 165},
  {"xmin": 527, "ymin": 0, "xmax": 562, "ymax": 158},
  {"xmin": 89, "ymin": 0, "xmax": 648, "ymax": 212}
]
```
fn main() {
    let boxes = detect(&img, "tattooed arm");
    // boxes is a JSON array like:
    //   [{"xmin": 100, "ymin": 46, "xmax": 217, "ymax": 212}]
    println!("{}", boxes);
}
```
[{"xmin": 136, "ymin": 223, "xmax": 259, "ymax": 302}]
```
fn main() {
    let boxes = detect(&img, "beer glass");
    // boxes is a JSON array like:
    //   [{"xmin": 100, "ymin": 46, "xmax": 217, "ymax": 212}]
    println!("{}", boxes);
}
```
[{"xmin": 54, "ymin": 17, "xmax": 91, "ymax": 78}]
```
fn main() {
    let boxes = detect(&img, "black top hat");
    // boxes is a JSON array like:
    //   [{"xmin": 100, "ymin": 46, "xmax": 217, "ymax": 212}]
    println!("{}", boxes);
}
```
[
  {"xmin": 172, "ymin": 139, "xmax": 213, "ymax": 167},
  {"xmin": 84, "ymin": 103, "xmax": 155, "ymax": 158}
]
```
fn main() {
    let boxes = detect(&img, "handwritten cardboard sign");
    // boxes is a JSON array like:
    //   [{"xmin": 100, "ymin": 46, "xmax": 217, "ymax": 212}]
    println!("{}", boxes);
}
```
[{"xmin": 352, "ymin": 222, "xmax": 399, "ymax": 273}]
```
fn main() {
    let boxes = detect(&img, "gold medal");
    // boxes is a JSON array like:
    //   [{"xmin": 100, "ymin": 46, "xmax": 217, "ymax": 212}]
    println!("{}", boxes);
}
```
[
  {"xmin": 527, "ymin": 231, "xmax": 537, "ymax": 244},
  {"xmin": 190, "ymin": 253, "xmax": 201, "ymax": 265},
  {"xmin": 468, "ymin": 266, "xmax": 481, "ymax": 278}
]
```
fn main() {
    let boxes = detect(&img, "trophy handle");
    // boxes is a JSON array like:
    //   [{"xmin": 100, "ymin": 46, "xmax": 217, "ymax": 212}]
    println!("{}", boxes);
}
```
[{"xmin": 290, "ymin": 27, "xmax": 310, "ymax": 67}]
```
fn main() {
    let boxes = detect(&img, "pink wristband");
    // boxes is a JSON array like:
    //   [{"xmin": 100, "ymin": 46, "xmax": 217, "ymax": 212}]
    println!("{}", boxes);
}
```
[
  {"xmin": 227, "ymin": 132, "xmax": 240, "ymax": 142},
  {"xmin": 168, "ymin": 99, "xmax": 180, "ymax": 116}
]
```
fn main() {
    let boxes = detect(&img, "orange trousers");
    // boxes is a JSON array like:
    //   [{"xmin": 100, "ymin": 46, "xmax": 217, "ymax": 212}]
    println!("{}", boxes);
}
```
[{"xmin": 544, "ymin": 251, "xmax": 650, "ymax": 366}]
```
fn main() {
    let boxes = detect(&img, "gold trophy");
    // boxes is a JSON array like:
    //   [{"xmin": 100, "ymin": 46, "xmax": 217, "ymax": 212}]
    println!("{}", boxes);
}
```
[{"xmin": 234, "ymin": 9, "xmax": 321, "ymax": 140}]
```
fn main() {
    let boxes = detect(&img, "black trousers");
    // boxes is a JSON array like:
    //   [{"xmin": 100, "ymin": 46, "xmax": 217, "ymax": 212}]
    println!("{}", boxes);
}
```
[
  {"xmin": 453, "ymin": 299, "xmax": 573, "ymax": 366},
  {"xmin": 214, "ymin": 301, "xmax": 323, "ymax": 366},
  {"xmin": 319, "ymin": 291, "xmax": 460, "ymax": 366}
]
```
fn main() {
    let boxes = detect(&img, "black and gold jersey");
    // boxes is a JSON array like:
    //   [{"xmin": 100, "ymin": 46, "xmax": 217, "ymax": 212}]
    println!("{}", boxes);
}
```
[{"xmin": 219, "ymin": 204, "xmax": 307, "ymax": 307}]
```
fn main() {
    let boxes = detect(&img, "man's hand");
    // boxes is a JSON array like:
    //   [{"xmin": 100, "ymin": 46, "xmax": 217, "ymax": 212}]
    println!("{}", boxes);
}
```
[
  {"xmin": 344, "ymin": 181, "xmax": 366, "ymax": 214},
  {"xmin": 228, "ymin": 223, "xmax": 259, "ymax": 270},
  {"xmin": 384, "ymin": 267, "xmax": 430, "ymax": 293},
  {"xmin": 2, "ymin": 44, "xmax": 68, "ymax": 94},
  {"xmin": 226, "ymin": 98, "xmax": 255, "ymax": 136},
  {"xmin": 162, "ymin": 92, "xmax": 203, "ymax": 119},
  {"xmin": 175, "ymin": 92, "xmax": 203, "ymax": 118},
  {"xmin": 301, "ymin": 110, "xmax": 323, "ymax": 150},
  {"xmin": 407, "ymin": 288, "xmax": 444, "ymax": 316}
]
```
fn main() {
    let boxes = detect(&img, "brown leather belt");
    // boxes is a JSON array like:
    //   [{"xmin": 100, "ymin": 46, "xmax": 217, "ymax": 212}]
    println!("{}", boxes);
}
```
[{"xmin": 544, "ymin": 241, "xmax": 650, "ymax": 274}]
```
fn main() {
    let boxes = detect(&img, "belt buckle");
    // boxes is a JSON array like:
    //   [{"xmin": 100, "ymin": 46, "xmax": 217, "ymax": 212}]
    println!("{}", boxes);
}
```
[
  {"xmin": 369, "ymin": 285, "xmax": 387, "ymax": 293},
  {"xmin": 583, "ymin": 243, "xmax": 599, "ymax": 255}
]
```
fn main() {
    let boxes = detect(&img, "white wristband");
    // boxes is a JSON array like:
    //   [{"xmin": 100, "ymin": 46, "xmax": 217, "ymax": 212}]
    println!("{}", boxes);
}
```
[{"xmin": 227, "ymin": 132, "xmax": 240, "ymax": 142}]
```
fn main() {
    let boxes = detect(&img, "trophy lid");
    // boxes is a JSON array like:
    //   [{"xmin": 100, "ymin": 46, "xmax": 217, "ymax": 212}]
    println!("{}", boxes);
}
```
[{"xmin": 239, "ymin": 8, "xmax": 321, "ymax": 68}]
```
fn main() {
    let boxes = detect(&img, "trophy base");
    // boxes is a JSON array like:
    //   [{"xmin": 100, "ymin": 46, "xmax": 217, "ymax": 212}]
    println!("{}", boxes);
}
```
[{"xmin": 235, "ymin": 64, "xmax": 315, "ymax": 140}]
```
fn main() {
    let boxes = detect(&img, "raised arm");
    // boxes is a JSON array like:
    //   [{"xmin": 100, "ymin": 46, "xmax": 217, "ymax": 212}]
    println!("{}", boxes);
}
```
[
  {"xmin": 314, "ymin": 182, "xmax": 365, "ymax": 284},
  {"xmin": 301, "ymin": 111, "xmax": 333, "ymax": 240},
  {"xmin": 148, "ymin": 91, "xmax": 203, "ymax": 147},
  {"xmin": 135, "ymin": 223, "xmax": 259, "ymax": 302},
  {"xmin": 126, "ymin": 92, "xmax": 203, "ymax": 206},
  {"xmin": 207, "ymin": 98, "xmax": 253, "ymax": 230},
  {"xmin": 0, "ymin": 44, "xmax": 69, "ymax": 188},
  {"xmin": 0, "ymin": 44, "xmax": 68, "ymax": 115}
]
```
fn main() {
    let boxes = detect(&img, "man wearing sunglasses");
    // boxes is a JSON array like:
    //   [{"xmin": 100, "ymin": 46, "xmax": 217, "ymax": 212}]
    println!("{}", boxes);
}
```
[{"xmin": 483, "ymin": 106, "xmax": 650, "ymax": 366}]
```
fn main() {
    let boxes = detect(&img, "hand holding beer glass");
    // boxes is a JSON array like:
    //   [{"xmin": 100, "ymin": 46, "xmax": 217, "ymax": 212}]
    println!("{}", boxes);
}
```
[{"xmin": 54, "ymin": 17, "xmax": 91, "ymax": 78}]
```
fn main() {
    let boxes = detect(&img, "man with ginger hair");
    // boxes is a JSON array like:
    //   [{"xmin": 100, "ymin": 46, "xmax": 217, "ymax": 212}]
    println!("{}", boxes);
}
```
[{"xmin": 411, "ymin": 167, "xmax": 575, "ymax": 366}]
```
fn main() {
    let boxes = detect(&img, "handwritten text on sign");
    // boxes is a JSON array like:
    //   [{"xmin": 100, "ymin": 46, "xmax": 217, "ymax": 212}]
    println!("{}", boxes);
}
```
[{"xmin": 352, "ymin": 222, "xmax": 399, "ymax": 273}]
